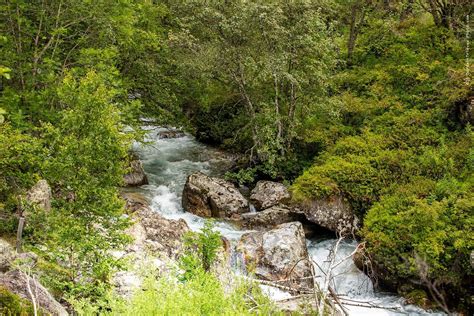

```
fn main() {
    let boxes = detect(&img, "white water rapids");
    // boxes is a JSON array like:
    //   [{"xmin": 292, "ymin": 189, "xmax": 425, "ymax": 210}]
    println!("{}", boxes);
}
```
[{"xmin": 132, "ymin": 126, "xmax": 444, "ymax": 316}]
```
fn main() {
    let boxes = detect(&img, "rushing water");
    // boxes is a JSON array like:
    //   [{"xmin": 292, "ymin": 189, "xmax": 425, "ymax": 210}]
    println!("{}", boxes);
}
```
[{"xmin": 133, "ymin": 126, "xmax": 443, "ymax": 316}]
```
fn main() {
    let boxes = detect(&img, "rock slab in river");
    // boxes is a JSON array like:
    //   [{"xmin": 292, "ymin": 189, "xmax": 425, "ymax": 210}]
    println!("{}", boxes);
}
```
[
  {"xmin": 240, "ymin": 205, "xmax": 306, "ymax": 230},
  {"xmin": 124, "ymin": 158, "xmax": 148, "ymax": 187},
  {"xmin": 182, "ymin": 172, "xmax": 249, "ymax": 218},
  {"xmin": 297, "ymin": 195, "xmax": 359, "ymax": 236},
  {"xmin": 237, "ymin": 222, "xmax": 313, "ymax": 291},
  {"xmin": 250, "ymin": 181, "xmax": 290, "ymax": 211},
  {"xmin": 122, "ymin": 192, "xmax": 189, "ymax": 257},
  {"xmin": 158, "ymin": 129, "xmax": 185, "ymax": 139}
]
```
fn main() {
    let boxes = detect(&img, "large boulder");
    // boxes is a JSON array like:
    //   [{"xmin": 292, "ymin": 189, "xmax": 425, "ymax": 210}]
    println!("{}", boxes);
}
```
[
  {"xmin": 136, "ymin": 207, "xmax": 189, "ymax": 258},
  {"xmin": 237, "ymin": 222, "xmax": 313, "ymax": 291},
  {"xmin": 182, "ymin": 172, "xmax": 249, "ymax": 218},
  {"xmin": 122, "ymin": 192, "xmax": 189, "ymax": 258},
  {"xmin": 240, "ymin": 205, "xmax": 306, "ymax": 230},
  {"xmin": 296, "ymin": 195, "xmax": 359, "ymax": 236},
  {"xmin": 250, "ymin": 181, "xmax": 290, "ymax": 211},
  {"xmin": 26, "ymin": 180, "xmax": 51, "ymax": 212},
  {"xmin": 0, "ymin": 270, "xmax": 68, "ymax": 316},
  {"xmin": 124, "ymin": 158, "xmax": 148, "ymax": 187}
]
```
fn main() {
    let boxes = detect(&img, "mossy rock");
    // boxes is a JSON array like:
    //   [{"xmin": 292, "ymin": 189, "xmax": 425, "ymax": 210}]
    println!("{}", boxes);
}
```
[
  {"xmin": 398, "ymin": 284, "xmax": 433, "ymax": 310},
  {"xmin": 0, "ymin": 286, "xmax": 37, "ymax": 316}
]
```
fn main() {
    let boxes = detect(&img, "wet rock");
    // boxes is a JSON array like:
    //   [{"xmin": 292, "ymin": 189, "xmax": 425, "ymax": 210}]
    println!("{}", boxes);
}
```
[
  {"xmin": 158, "ymin": 129, "xmax": 185, "ymax": 139},
  {"xmin": 240, "ymin": 205, "xmax": 306, "ymax": 230},
  {"xmin": 237, "ymin": 222, "xmax": 313, "ymax": 291},
  {"xmin": 122, "ymin": 191, "xmax": 189, "ymax": 258},
  {"xmin": 352, "ymin": 244, "xmax": 371, "ymax": 276},
  {"xmin": 26, "ymin": 180, "xmax": 51, "ymax": 212},
  {"xmin": 0, "ymin": 269, "xmax": 68, "ymax": 316},
  {"xmin": 250, "ymin": 181, "xmax": 290, "ymax": 211},
  {"xmin": 122, "ymin": 191, "xmax": 149, "ymax": 213},
  {"xmin": 182, "ymin": 172, "xmax": 249, "ymax": 218},
  {"xmin": 124, "ymin": 158, "xmax": 148, "ymax": 187},
  {"xmin": 296, "ymin": 195, "xmax": 359, "ymax": 236},
  {"xmin": 137, "ymin": 207, "xmax": 189, "ymax": 258}
]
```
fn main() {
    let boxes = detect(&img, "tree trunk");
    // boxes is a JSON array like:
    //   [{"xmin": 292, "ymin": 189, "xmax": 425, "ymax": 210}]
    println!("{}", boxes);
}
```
[{"xmin": 274, "ymin": 74, "xmax": 283, "ymax": 153}]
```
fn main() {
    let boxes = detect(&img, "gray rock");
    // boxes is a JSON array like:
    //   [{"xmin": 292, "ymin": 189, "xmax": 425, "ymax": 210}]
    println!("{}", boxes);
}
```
[
  {"xmin": 124, "ymin": 159, "xmax": 148, "ymax": 187},
  {"xmin": 240, "ymin": 205, "xmax": 306, "ymax": 230},
  {"xmin": 182, "ymin": 172, "xmax": 249, "ymax": 218},
  {"xmin": 0, "ymin": 239, "xmax": 15, "ymax": 273},
  {"xmin": 0, "ymin": 269, "xmax": 68, "ymax": 315},
  {"xmin": 237, "ymin": 222, "xmax": 313, "ymax": 291},
  {"xmin": 26, "ymin": 180, "xmax": 51, "ymax": 212},
  {"xmin": 137, "ymin": 207, "xmax": 189, "ymax": 258},
  {"xmin": 297, "ymin": 195, "xmax": 359, "ymax": 236},
  {"xmin": 158, "ymin": 129, "xmax": 185, "ymax": 139},
  {"xmin": 123, "ymin": 191, "xmax": 189, "ymax": 258},
  {"xmin": 250, "ymin": 181, "xmax": 290, "ymax": 211}
]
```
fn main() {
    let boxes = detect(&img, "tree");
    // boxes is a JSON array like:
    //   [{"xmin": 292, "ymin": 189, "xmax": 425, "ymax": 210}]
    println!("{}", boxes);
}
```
[
  {"xmin": 418, "ymin": 0, "xmax": 474, "ymax": 30},
  {"xmin": 169, "ymin": 0, "xmax": 337, "ymax": 176}
]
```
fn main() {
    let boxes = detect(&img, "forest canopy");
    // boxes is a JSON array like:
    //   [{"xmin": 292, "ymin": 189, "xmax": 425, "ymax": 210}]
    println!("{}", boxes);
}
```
[{"xmin": 0, "ymin": 0, "xmax": 473, "ymax": 314}]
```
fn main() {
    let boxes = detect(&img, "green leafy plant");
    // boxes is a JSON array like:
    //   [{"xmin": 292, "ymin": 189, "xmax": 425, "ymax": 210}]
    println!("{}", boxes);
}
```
[{"xmin": 179, "ymin": 220, "xmax": 222, "ymax": 281}]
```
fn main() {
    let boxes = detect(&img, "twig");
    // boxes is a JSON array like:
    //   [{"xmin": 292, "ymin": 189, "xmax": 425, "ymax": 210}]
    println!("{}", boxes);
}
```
[{"xmin": 23, "ymin": 269, "xmax": 38, "ymax": 316}]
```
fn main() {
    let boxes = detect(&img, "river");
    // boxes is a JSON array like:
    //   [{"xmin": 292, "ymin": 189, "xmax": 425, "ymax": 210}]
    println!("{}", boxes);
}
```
[{"xmin": 132, "ymin": 126, "xmax": 443, "ymax": 316}]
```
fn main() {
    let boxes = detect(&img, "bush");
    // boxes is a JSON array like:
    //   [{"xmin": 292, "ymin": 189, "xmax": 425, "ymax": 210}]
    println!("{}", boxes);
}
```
[
  {"xmin": 0, "ymin": 286, "xmax": 39, "ymax": 316},
  {"xmin": 179, "ymin": 220, "xmax": 222, "ymax": 280},
  {"xmin": 362, "ymin": 177, "xmax": 473, "ymax": 309},
  {"xmin": 75, "ymin": 270, "xmax": 279, "ymax": 316}
]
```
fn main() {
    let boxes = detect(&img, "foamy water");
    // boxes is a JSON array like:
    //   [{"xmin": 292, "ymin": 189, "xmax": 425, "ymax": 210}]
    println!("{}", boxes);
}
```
[{"xmin": 133, "ymin": 126, "xmax": 444, "ymax": 316}]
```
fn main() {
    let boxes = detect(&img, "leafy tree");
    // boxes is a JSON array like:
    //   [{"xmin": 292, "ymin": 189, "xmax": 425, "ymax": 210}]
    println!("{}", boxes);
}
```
[
  {"xmin": 169, "ymin": 0, "xmax": 338, "ymax": 177},
  {"xmin": 24, "ymin": 69, "xmax": 134, "ymax": 301}
]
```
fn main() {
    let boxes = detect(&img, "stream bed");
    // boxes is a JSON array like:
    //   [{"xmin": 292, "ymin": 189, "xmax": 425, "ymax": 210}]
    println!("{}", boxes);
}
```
[{"xmin": 132, "ymin": 126, "xmax": 443, "ymax": 316}]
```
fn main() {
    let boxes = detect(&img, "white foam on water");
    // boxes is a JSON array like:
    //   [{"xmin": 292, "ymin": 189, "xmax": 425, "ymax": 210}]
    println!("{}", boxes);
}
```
[
  {"xmin": 259, "ymin": 285, "xmax": 293, "ymax": 301},
  {"xmin": 150, "ymin": 185, "xmax": 181, "ymax": 215},
  {"xmin": 308, "ymin": 239, "xmax": 445, "ymax": 316}
]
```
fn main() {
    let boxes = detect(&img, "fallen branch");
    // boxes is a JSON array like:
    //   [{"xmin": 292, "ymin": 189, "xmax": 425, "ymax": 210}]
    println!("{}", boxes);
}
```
[
  {"xmin": 242, "ymin": 276, "xmax": 312, "ymax": 294},
  {"xmin": 329, "ymin": 286, "xmax": 349, "ymax": 316},
  {"xmin": 338, "ymin": 297, "xmax": 407, "ymax": 313}
]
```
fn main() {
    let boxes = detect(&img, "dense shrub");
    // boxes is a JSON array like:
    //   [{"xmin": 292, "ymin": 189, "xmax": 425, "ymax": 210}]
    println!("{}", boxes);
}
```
[
  {"xmin": 362, "ymin": 177, "xmax": 473, "ymax": 309},
  {"xmin": 291, "ymin": 15, "xmax": 473, "ymax": 310}
]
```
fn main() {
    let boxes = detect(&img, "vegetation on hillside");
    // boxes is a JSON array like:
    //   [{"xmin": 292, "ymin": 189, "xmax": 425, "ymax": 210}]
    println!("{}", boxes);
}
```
[{"xmin": 0, "ymin": 0, "xmax": 472, "ymax": 314}]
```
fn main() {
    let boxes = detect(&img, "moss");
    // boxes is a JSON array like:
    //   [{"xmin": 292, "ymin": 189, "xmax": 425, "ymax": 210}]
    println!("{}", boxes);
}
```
[
  {"xmin": 0, "ymin": 286, "xmax": 36, "ymax": 316},
  {"xmin": 403, "ymin": 289, "xmax": 431, "ymax": 309}
]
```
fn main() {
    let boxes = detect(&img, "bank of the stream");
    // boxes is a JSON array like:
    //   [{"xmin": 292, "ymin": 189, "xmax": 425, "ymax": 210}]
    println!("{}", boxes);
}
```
[{"xmin": 131, "ymin": 126, "xmax": 444, "ymax": 316}]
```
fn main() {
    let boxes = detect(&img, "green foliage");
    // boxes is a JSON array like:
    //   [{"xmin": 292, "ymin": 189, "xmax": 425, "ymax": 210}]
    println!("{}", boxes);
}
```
[
  {"xmin": 362, "ymin": 177, "xmax": 473, "ymax": 305},
  {"xmin": 1, "ymin": 0, "xmax": 473, "ymax": 312},
  {"xmin": 0, "ymin": 123, "xmax": 44, "ymax": 227},
  {"xmin": 0, "ymin": 286, "xmax": 38, "ymax": 316},
  {"xmin": 225, "ymin": 167, "xmax": 258, "ymax": 187},
  {"xmin": 169, "ymin": 0, "xmax": 337, "ymax": 177},
  {"xmin": 291, "ymin": 12, "xmax": 473, "ymax": 310},
  {"xmin": 75, "ymin": 270, "xmax": 279, "ymax": 316},
  {"xmin": 180, "ymin": 220, "xmax": 222, "ymax": 280},
  {"xmin": 23, "ymin": 70, "xmax": 133, "ymax": 301}
]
